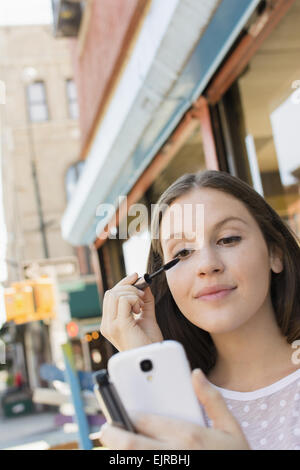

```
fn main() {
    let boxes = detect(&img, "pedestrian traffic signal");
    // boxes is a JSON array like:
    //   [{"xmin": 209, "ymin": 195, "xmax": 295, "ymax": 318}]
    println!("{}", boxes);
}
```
[
  {"xmin": 4, "ymin": 277, "xmax": 56, "ymax": 324},
  {"xmin": 4, "ymin": 288, "xmax": 16, "ymax": 322},
  {"xmin": 34, "ymin": 277, "xmax": 55, "ymax": 320},
  {"xmin": 6, "ymin": 282, "xmax": 35, "ymax": 324}
]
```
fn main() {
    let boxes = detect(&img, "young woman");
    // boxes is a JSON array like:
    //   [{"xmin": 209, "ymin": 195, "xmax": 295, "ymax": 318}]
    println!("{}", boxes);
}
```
[{"xmin": 100, "ymin": 170, "xmax": 300, "ymax": 450}]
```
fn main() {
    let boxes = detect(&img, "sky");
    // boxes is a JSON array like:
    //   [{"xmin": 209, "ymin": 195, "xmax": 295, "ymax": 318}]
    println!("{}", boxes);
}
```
[{"xmin": 0, "ymin": 0, "xmax": 53, "ymax": 26}]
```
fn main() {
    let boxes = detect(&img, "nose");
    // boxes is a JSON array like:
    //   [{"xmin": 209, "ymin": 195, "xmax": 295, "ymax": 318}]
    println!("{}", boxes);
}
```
[{"xmin": 194, "ymin": 247, "xmax": 225, "ymax": 277}]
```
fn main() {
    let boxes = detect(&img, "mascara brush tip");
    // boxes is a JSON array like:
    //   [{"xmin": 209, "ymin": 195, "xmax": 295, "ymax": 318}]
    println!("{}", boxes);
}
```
[{"xmin": 163, "ymin": 257, "xmax": 180, "ymax": 271}]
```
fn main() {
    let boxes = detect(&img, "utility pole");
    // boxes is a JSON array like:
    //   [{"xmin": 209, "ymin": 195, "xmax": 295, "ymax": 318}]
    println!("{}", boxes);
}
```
[{"xmin": 22, "ymin": 67, "xmax": 50, "ymax": 259}]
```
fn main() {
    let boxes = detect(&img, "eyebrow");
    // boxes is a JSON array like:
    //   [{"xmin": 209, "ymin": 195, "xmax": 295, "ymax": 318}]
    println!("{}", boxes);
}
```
[{"xmin": 164, "ymin": 216, "xmax": 249, "ymax": 245}]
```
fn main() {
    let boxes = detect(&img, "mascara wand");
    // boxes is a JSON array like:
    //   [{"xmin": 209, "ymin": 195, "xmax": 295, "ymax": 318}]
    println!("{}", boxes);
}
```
[{"xmin": 133, "ymin": 257, "xmax": 180, "ymax": 290}]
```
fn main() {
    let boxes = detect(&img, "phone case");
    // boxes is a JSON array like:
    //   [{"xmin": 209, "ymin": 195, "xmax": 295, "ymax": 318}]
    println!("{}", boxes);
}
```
[
  {"xmin": 93, "ymin": 369, "xmax": 136, "ymax": 432},
  {"xmin": 108, "ymin": 340, "xmax": 206, "ymax": 427}
]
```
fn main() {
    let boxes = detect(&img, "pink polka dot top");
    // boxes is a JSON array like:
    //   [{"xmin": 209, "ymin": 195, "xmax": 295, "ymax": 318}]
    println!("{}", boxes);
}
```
[{"xmin": 204, "ymin": 368, "xmax": 300, "ymax": 450}]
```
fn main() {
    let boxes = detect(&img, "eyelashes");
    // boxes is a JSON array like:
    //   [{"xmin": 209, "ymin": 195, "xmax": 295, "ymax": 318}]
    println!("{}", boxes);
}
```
[
  {"xmin": 173, "ymin": 248, "xmax": 193, "ymax": 260},
  {"xmin": 218, "ymin": 235, "xmax": 242, "ymax": 246},
  {"xmin": 173, "ymin": 236, "xmax": 242, "ymax": 260}
]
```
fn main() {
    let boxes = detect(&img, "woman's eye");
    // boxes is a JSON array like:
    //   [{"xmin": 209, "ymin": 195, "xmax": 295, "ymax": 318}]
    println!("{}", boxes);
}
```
[
  {"xmin": 218, "ymin": 236, "xmax": 241, "ymax": 246},
  {"xmin": 173, "ymin": 248, "xmax": 194, "ymax": 259},
  {"xmin": 172, "ymin": 237, "xmax": 241, "ymax": 259}
]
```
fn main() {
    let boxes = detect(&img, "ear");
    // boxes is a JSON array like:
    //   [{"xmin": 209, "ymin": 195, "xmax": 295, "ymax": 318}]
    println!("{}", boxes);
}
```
[{"xmin": 269, "ymin": 245, "xmax": 284, "ymax": 274}]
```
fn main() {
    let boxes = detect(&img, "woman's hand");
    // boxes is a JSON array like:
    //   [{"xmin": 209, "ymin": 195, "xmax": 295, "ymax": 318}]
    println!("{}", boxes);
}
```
[
  {"xmin": 99, "ymin": 369, "xmax": 251, "ymax": 450},
  {"xmin": 100, "ymin": 272, "xmax": 163, "ymax": 351}
]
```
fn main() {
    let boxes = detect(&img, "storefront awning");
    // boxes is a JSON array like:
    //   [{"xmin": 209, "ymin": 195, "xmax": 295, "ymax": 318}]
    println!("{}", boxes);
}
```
[{"xmin": 61, "ymin": 0, "xmax": 260, "ymax": 246}]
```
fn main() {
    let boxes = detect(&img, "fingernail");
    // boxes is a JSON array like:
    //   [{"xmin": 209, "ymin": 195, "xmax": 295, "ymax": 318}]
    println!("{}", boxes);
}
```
[
  {"xmin": 99, "ymin": 422, "xmax": 108, "ymax": 437},
  {"xmin": 194, "ymin": 368, "xmax": 207, "ymax": 382}
]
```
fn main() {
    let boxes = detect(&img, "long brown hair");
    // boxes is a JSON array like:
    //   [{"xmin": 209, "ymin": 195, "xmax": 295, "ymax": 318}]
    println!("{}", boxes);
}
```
[{"xmin": 147, "ymin": 170, "xmax": 300, "ymax": 373}]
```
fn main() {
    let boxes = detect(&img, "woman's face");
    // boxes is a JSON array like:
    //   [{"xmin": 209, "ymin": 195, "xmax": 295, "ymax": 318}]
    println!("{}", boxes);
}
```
[{"xmin": 160, "ymin": 188, "xmax": 283, "ymax": 334}]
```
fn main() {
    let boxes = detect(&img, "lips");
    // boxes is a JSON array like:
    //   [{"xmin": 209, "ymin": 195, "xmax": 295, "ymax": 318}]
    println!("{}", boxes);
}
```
[{"xmin": 194, "ymin": 285, "xmax": 237, "ymax": 299}]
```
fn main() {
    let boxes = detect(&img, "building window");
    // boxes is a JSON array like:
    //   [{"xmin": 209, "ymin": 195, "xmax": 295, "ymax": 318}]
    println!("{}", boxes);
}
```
[
  {"xmin": 26, "ymin": 80, "xmax": 49, "ymax": 122},
  {"xmin": 66, "ymin": 79, "xmax": 79, "ymax": 119},
  {"xmin": 122, "ymin": 230, "xmax": 151, "ymax": 277}
]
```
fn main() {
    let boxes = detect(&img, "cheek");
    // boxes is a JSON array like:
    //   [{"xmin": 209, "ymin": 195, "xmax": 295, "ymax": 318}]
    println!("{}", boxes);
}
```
[
  {"xmin": 221, "ymin": 242, "xmax": 272, "ymax": 319},
  {"xmin": 228, "ymin": 240, "xmax": 271, "ymax": 288},
  {"xmin": 166, "ymin": 262, "xmax": 193, "ymax": 303}
]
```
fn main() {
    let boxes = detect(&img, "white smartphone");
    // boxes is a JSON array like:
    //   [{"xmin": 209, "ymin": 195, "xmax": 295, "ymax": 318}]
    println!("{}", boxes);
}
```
[{"xmin": 107, "ymin": 340, "xmax": 206, "ymax": 427}]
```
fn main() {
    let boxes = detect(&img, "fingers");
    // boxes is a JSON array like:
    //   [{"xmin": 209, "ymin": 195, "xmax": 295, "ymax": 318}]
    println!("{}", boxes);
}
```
[
  {"xmin": 109, "ymin": 289, "xmax": 144, "ymax": 317},
  {"xmin": 132, "ymin": 412, "xmax": 202, "ymax": 448},
  {"xmin": 102, "ymin": 272, "xmax": 142, "ymax": 321},
  {"xmin": 141, "ymin": 285, "xmax": 155, "ymax": 303},
  {"xmin": 100, "ymin": 423, "xmax": 166, "ymax": 450},
  {"xmin": 101, "ymin": 294, "xmax": 144, "ymax": 340},
  {"xmin": 192, "ymin": 369, "xmax": 241, "ymax": 435},
  {"xmin": 117, "ymin": 295, "xmax": 144, "ymax": 320},
  {"xmin": 133, "ymin": 413, "xmax": 182, "ymax": 439},
  {"xmin": 115, "ymin": 272, "xmax": 139, "ymax": 286},
  {"xmin": 102, "ymin": 284, "xmax": 145, "ymax": 322},
  {"xmin": 100, "ymin": 272, "xmax": 159, "ymax": 350}
]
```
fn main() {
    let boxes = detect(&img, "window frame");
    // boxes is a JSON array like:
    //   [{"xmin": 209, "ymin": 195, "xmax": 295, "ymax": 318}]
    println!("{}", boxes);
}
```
[
  {"xmin": 66, "ymin": 78, "xmax": 79, "ymax": 120},
  {"xmin": 26, "ymin": 80, "xmax": 49, "ymax": 123}
]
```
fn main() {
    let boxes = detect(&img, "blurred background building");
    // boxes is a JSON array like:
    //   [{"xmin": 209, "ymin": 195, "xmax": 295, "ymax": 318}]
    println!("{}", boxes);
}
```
[
  {"xmin": 0, "ymin": 19, "xmax": 107, "ymax": 403},
  {"xmin": 1, "ymin": 24, "xmax": 79, "ymax": 277}
]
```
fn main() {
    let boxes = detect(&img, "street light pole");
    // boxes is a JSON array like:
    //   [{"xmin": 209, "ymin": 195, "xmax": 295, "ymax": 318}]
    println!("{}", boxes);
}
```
[
  {"xmin": 22, "ymin": 67, "xmax": 50, "ymax": 259},
  {"xmin": 27, "ymin": 126, "xmax": 50, "ymax": 259}
]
